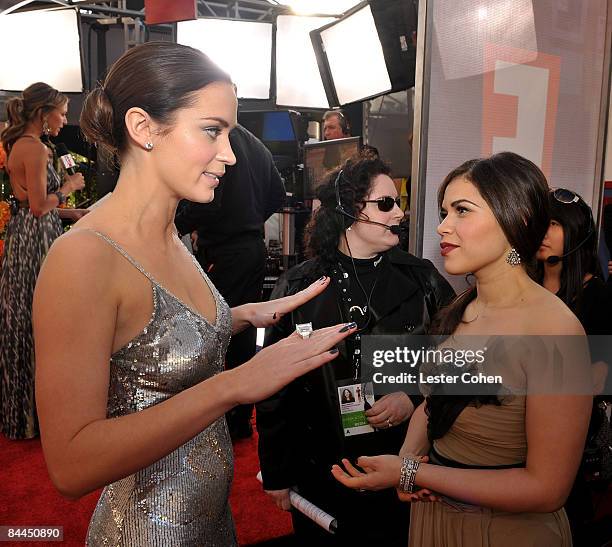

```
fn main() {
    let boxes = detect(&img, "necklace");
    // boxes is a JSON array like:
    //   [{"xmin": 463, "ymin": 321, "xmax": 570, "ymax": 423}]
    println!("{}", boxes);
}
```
[
  {"xmin": 332, "ymin": 253, "xmax": 384, "ymax": 378},
  {"xmin": 334, "ymin": 258, "xmax": 381, "ymax": 315}
]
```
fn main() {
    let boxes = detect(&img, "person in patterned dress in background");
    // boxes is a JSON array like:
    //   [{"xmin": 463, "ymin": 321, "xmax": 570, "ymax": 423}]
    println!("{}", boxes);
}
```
[{"xmin": 0, "ymin": 82, "xmax": 84, "ymax": 439}]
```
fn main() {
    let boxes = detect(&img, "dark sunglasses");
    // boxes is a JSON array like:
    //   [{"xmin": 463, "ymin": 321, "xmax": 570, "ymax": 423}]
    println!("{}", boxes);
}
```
[
  {"xmin": 552, "ymin": 188, "xmax": 579, "ymax": 204},
  {"xmin": 362, "ymin": 196, "xmax": 401, "ymax": 212}
]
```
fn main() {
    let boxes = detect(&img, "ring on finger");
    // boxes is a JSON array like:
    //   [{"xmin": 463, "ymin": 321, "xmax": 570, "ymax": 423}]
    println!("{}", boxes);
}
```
[
  {"xmin": 295, "ymin": 322, "xmax": 313, "ymax": 339},
  {"xmin": 386, "ymin": 418, "xmax": 393, "ymax": 428}
]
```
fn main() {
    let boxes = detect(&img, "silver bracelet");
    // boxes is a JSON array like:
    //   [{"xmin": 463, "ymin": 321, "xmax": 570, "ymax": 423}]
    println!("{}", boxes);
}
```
[{"xmin": 399, "ymin": 457, "xmax": 421, "ymax": 493}]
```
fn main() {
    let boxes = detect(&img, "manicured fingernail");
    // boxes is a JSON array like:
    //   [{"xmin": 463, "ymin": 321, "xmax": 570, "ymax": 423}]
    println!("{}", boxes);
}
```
[
  {"xmin": 339, "ymin": 321, "xmax": 357, "ymax": 332},
  {"xmin": 329, "ymin": 348, "xmax": 339, "ymax": 354},
  {"xmin": 273, "ymin": 312, "xmax": 277, "ymax": 319},
  {"xmin": 318, "ymin": 276, "xmax": 327, "ymax": 285}
]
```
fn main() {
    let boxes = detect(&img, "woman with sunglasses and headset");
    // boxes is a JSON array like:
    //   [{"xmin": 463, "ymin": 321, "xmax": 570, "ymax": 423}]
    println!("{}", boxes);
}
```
[
  {"xmin": 536, "ymin": 188, "xmax": 611, "ymax": 546},
  {"xmin": 256, "ymin": 153, "xmax": 454, "ymax": 546}
]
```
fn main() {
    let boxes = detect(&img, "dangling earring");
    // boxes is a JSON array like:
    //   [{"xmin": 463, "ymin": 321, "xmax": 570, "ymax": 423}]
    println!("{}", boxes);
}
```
[
  {"xmin": 144, "ymin": 141, "xmax": 154, "ymax": 151},
  {"xmin": 347, "ymin": 226, "xmax": 352, "ymax": 231},
  {"xmin": 506, "ymin": 247, "xmax": 521, "ymax": 266},
  {"xmin": 42, "ymin": 119, "xmax": 50, "ymax": 135}
]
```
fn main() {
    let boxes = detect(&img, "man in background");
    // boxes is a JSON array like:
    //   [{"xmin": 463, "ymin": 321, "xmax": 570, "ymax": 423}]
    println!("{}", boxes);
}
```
[
  {"xmin": 175, "ymin": 124, "xmax": 286, "ymax": 439},
  {"xmin": 322, "ymin": 109, "xmax": 351, "ymax": 141}
]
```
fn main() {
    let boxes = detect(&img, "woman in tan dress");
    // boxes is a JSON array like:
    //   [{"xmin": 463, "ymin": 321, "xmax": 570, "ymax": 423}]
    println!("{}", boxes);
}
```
[{"xmin": 331, "ymin": 152, "xmax": 592, "ymax": 546}]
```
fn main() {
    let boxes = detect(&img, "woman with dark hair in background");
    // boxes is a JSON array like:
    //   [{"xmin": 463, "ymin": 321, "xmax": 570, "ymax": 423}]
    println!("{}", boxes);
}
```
[
  {"xmin": 32, "ymin": 42, "xmax": 354, "ymax": 546},
  {"xmin": 332, "ymin": 152, "xmax": 592, "ymax": 547},
  {"xmin": 0, "ymin": 82, "xmax": 84, "ymax": 439},
  {"xmin": 257, "ymin": 153, "xmax": 454, "ymax": 546},
  {"xmin": 536, "ymin": 188, "xmax": 611, "ymax": 545},
  {"xmin": 537, "ymin": 188, "xmax": 611, "ymax": 334}
]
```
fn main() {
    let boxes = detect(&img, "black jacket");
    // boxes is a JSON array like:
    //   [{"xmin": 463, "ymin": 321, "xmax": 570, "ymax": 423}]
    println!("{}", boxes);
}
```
[{"xmin": 256, "ymin": 247, "xmax": 455, "ymax": 492}]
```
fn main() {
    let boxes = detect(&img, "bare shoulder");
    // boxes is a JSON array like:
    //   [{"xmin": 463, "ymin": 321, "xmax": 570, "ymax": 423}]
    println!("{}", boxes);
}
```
[
  {"xmin": 37, "ymin": 228, "xmax": 121, "ymax": 299},
  {"xmin": 10, "ymin": 138, "xmax": 47, "ymax": 164},
  {"xmin": 47, "ymin": 227, "xmax": 117, "ymax": 266},
  {"xmin": 524, "ymin": 285, "xmax": 584, "ymax": 336},
  {"xmin": 15, "ymin": 136, "xmax": 47, "ymax": 151},
  {"xmin": 13, "ymin": 137, "xmax": 47, "ymax": 157}
]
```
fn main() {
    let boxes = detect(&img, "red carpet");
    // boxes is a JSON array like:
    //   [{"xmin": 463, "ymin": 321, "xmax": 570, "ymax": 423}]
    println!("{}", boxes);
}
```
[{"xmin": 0, "ymin": 425, "xmax": 292, "ymax": 546}]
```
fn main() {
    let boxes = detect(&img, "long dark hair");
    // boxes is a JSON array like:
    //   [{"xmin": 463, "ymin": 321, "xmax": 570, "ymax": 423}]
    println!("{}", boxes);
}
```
[
  {"xmin": 426, "ymin": 152, "xmax": 550, "ymax": 441},
  {"xmin": 303, "ymin": 152, "xmax": 391, "ymax": 272},
  {"xmin": 1, "ymin": 82, "xmax": 67, "ymax": 154},
  {"xmin": 80, "ymin": 42, "xmax": 232, "ymax": 159},
  {"xmin": 431, "ymin": 152, "xmax": 550, "ymax": 335},
  {"xmin": 537, "ymin": 190, "xmax": 600, "ymax": 316}
]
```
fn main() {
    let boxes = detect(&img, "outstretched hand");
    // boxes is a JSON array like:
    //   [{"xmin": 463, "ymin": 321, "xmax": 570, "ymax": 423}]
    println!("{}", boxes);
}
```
[
  {"xmin": 228, "ymin": 322, "xmax": 357, "ymax": 405},
  {"xmin": 332, "ymin": 455, "xmax": 439, "ymax": 503},
  {"xmin": 233, "ymin": 277, "xmax": 330, "ymax": 333},
  {"xmin": 331, "ymin": 455, "xmax": 402, "ymax": 492}
]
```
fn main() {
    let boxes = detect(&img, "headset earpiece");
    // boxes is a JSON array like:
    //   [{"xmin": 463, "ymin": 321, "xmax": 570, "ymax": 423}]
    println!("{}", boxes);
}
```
[
  {"xmin": 336, "ymin": 109, "xmax": 350, "ymax": 136},
  {"xmin": 334, "ymin": 170, "xmax": 355, "ymax": 229}
]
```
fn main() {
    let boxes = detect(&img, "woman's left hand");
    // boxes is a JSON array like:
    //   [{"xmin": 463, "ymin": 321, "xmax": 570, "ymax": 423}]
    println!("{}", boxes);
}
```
[
  {"xmin": 398, "ymin": 487, "xmax": 441, "ymax": 503},
  {"xmin": 365, "ymin": 392, "xmax": 414, "ymax": 429},
  {"xmin": 331, "ymin": 455, "xmax": 401, "ymax": 491},
  {"xmin": 239, "ymin": 276, "xmax": 330, "ymax": 329}
]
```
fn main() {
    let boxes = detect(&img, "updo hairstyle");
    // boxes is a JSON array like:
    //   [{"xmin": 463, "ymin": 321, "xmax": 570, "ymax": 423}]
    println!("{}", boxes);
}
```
[
  {"xmin": 1, "ymin": 82, "xmax": 67, "ymax": 153},
  {"xmin": 80, "ymin": 41, "xmax": 232, "ymax": 159}
]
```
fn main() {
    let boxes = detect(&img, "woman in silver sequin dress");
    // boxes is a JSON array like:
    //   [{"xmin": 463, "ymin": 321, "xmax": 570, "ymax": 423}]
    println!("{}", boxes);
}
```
[
  {"xmin": 0, "ymin": 83, "xmax": 84, "ymax": 439},
  {"xmin": 33, "ymin": 43, "xmax": 355, "ymax": 546}
]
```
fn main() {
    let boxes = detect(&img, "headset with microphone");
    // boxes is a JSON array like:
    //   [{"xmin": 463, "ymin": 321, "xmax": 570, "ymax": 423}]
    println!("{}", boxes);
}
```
[
  {"xmin": 333, "ymin": 170, "xmax": 405, "ymax": 235},
  {"xmin": 545, "ymin": 229, "xmax": 595, "ymax": 265}
]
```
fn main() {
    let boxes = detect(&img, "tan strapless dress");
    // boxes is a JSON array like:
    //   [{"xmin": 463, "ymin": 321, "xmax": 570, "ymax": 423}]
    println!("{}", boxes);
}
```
[{"xmin": 409, "ymin": 397, "xmax": 572, "ymax": 547}]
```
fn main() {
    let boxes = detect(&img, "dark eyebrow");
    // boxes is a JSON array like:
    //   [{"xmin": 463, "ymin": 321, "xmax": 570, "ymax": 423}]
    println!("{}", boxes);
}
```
[
  {"xmin": 450, "ymin": 199, "xmax": 481, "ymax": 208},
  {"xmin": 199, "ymin": 116, "xmax": 230, "ymax": 128}
]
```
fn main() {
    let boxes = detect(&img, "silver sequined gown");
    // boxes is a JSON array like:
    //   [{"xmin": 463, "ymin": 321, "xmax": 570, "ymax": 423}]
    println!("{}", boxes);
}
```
[{"xmin": 86, "ymin": 231, "xmax": 236, "ymax": 547}]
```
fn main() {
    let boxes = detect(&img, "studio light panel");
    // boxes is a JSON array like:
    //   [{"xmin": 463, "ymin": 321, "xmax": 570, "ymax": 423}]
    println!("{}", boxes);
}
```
[
  {"xmin": 0, "ymin": 8, "xmax": 83, "ymax": 92},
  {"xmin": 276, "ymin": 15, "xmax": 334, "ymax": 108},
  {"xmin": 177, "ymin": 19, "xmax": 273, "ymax": 100},
  {"xmin": 319, "ymin": 4, "xmax": 391, "ymax": 105}
]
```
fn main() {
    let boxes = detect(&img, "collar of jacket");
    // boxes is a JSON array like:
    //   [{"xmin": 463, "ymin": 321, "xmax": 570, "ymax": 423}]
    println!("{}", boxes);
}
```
[
  {"xmin": 286, "ymin": 248, "xmax": 425, "ymax": 322},
  {"xmin": 286, "ymin": 247, "xmax": 432, "ymax": 278}
]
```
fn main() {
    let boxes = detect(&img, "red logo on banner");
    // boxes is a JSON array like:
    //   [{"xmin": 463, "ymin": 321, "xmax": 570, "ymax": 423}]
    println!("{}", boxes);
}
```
[
  {"xmin": 482, "ymin": 44, "xmax": 560, "ymax": 179},
  {"xmin": 145, "ymin": 0, "xmax": 197, "ymax": 25}
]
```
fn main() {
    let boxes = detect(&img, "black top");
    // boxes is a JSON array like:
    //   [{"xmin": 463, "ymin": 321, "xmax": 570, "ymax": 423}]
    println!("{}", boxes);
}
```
[
  {"xmin": 334, "ymin": 250, "xmax": 385, "ymax": 331},
  {"xmin": 174, "ymin": 124, "xmax": 286, "ymax": 245},
  {"xmin": 576, "ymin": 276, "xmax": 612, "ymax": 335}
]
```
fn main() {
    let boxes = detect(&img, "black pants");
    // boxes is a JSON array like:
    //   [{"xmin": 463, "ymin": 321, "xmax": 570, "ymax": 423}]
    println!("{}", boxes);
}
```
[
  {"xmin": 196, "ymin": 234, "xmax": 266, "ymax": 432},
  {"xmin": 291, "ymin": 474, "xmax": 409, "ymax": 547}
]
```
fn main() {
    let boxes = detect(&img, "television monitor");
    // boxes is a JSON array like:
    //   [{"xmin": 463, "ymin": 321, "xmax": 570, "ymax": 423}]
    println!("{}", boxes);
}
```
[
  {"xmin": 262, "ymin": 111, "xmax": 297, "ymax": 142},
  {"xmin": 303, "ymin": 136, "xmax": 361, "ymax": 198},
  {"xmin": 238, "ymin": 111, "xmax": 306, "ymax": 167}
]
